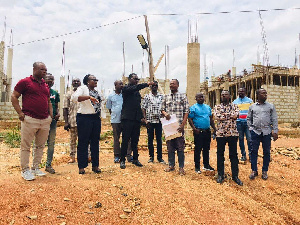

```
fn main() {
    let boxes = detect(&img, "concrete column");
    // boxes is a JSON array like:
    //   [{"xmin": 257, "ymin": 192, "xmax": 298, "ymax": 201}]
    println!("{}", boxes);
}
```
[
  {"xmin": 216, "ymin": 89, "xmax": 221, "ymax": 105},
  {"xmin": 0, "ymin": 41, "xmax": 5, "ymax": 101},
  {"xmin": 6, "ymin": 48, "xmax": 13, "ymax": 102},
  {"xmin": 186, "ymin": 43, "xmax": 200, "ymax": 105},
  {"xmin": 59, "ymin": 76, "xmax": 65, "ymax": 121},
  {"xmin": 232, "ymin": 67, "xmax": 236, "ymax": 79}
]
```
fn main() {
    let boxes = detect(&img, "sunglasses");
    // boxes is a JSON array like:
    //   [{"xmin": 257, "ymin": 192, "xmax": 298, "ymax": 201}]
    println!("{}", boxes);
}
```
[
  {"xmin": 133, "ymin": 78, "xmax": 140, "ymax": 80},
  {"xmin": 89, "ymin": 79, "xmax": 98, "ymax": 82}
]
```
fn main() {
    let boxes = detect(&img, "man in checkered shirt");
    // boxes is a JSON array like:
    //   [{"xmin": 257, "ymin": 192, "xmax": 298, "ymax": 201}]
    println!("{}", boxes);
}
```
[
  {"xmin": 142, "ymin": 81, "xmax": 166, "ymax": 164},
  {"xmin": 161, "ymin": 79, "xmax": 189, "ymax": 175}
]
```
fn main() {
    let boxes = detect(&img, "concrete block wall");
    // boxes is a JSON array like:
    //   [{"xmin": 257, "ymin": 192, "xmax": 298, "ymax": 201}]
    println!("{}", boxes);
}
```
[
  {"xmin": 0, "ymin": 102, "xmax": 19, "ymax": 119},
  {"xmin": 262, "ymin": 85, "xmax": 300, "ymax": 123}
]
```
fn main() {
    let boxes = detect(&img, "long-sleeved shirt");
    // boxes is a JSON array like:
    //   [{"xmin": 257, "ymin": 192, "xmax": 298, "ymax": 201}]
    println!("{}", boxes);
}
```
[
  {"xmin": 106, "ymin": 92, "xmax": 123, "ymax": 123},
  {"xmin": 213, "ymin": 103, "xmax": 239, "ymax": 137},
  {"xmin": 247, "ymin": 101, "xmax": 278, "ymax": 135},
  {"xmin": 121, "ymin": 83, "xmax": 149, "ymax": 121}
]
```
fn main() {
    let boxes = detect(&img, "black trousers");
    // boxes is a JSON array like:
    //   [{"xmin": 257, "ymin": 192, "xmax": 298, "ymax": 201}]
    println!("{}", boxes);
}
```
[
  {"xmin": 216, "ymin": 136, "xmax": 239, "ymax": 177},
  {"xmin": 76, "ymin": 113, "xmax": 101, "ymax": 169},
  {"xmin": 120, "ymin": 119, "xmax": 141, "ymax": 162},
  {"xmin": 194, "ymin": 130, "xmax": 211, "ymax": 168},
  {"xmin": 147, "ymin": 122, "xmax": 163, "ymax": 160}
]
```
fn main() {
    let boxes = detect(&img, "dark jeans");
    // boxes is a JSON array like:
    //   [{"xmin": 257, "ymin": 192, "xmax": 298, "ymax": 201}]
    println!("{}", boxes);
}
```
[
  {"xmin": 216, "ymin": 136, "xmax": 239, "ymax": 177},
  {"xmin": 237, "ymin": 121, "xmax": 252, "ymax": 157},
  {"xmin": 46, "ymin": 119, "xmax": 57, "ymax": 167},
  {"xmin": 250, "ymin": 131, "xmax": 271, "ymax": 172},
  {"xmin": 166, "ymin": 136, "xmax": 185, "ymax": 168},
  {"xmin": 194, "ymin": 129, "xmax": 211, "ymax": 168},
  {"xmin": 147, "ymin": 122, "xmax": 163, "ymax": 160},
  {"xmin": 120, "ymin": 119, "xmax": 141, "ymax": 162},
  {"xmin": 76, "ymin": 113, "xmax": 101, "ymax": 169}
]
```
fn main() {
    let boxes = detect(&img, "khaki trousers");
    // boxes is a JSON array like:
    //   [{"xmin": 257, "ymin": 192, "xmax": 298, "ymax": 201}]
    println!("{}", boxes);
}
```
[
  {"xmin": 20, "ymin": 115, "xmax": 52, "ymax": 171},
  {"xmin": 69, "ymin": 127, "xmax": 78, "ymax": 157}
]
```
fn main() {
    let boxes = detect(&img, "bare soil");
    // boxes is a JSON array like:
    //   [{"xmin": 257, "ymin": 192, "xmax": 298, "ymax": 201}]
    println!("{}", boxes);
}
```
[{"xmin": 0, "ymin": 121, "xmax": 299, "ymax": 225}]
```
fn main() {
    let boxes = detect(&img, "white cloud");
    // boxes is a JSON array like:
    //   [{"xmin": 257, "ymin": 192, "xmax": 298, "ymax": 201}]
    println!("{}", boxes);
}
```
[{"xmin": 0, "ymin": 0, "xmax": 299, "ymax": 95}]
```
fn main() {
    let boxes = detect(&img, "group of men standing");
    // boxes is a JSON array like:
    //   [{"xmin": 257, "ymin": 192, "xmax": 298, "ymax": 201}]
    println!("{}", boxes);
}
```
[
  {"xmin": 106, "ymin": 73, "xmax": 278, "ymax": 185},
  {"xmin": 12, "ymin": 63, "xmax": 278, "ymax": 185}
]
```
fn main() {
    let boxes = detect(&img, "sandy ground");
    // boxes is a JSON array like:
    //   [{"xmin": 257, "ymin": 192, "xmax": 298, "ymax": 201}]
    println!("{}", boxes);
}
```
[{"xmin": 0, "ymin": 122, "xmax": 299, "ymax": 225}]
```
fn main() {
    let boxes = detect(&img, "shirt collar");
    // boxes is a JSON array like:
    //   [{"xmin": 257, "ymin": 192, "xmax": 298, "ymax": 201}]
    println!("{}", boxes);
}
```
[{"xmin": 30, "ymin": 75, "xmax": 45, "ymax": 84}]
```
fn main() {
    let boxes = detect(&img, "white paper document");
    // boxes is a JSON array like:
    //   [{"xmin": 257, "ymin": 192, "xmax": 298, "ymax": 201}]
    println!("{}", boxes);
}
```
[{"xmin": 160, "ymin": 114, "xmax": 182, "ymax": 141}]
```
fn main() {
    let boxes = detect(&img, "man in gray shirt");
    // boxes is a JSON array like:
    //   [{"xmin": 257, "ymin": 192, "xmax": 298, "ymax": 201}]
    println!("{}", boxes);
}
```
[{"xmin": 247, "ymin": 88, "xmax": 278, "ymax": 180}]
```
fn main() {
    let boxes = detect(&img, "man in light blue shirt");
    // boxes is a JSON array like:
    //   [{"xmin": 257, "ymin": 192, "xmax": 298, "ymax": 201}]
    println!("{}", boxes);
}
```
[
  {"xmin": 188, "ymin": 93, "xmax": 216, "ymax": 174},
  {"xmin": 233, "ymin": 87, "xmax": 253, "ymax": 162},
  {"xmin": 106, "ymin": 80, "xmax": 132, "ymax": 163}
]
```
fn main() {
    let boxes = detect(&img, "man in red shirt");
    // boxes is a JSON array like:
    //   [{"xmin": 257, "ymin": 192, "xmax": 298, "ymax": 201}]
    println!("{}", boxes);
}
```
[{"xmin": 11, "ymin": 62, "xmax": 53, "ymax": 181}]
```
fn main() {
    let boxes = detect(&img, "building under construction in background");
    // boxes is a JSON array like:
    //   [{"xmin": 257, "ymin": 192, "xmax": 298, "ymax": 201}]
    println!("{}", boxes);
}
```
[{"xmin": 199, "ymin": 64, "xmax": 300, "ymax": 124}]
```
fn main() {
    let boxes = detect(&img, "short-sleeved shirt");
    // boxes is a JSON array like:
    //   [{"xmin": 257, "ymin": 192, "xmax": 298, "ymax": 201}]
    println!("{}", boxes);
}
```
[
  {"xmin": 161, "ymin": 92, "xmax": 189, "ymax": 125},
  {"xmin": 142, "ymin": 93, "xmax": 163, "ymax": 123},
  {"xmin": 213, "ymin": 103, "xmax": 239, "ymax": 137},
  {"xmin": 106, "ymin": 92, "xmax": 123, "ymax": 123},
  {"xmin": 232, "ymin": 96, "xmax": 253, "ymax": 122},
  {"xmin": 50, "ymin": 89, "xmax": 60, "ymax": 117},
  {"xmin": 72, "ymin": 85, "xmax": 100, "ymax": 114},
  {"xmin": 63, "ymin": 89, "xmax": 79, "ymax": 127},
  {"xmin": 14, "ymin": 75, "xmax": 50, "ymax": 119},
  {"xmin": 188, "ymin": 103, "xmax": 212, "ymax": 129}
]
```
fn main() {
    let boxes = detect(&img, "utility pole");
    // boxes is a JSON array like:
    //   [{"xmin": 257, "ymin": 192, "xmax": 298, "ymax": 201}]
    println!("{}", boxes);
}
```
[{"xmin": 144, "ymin": 15, "xmax": 154, "ymax": 82}]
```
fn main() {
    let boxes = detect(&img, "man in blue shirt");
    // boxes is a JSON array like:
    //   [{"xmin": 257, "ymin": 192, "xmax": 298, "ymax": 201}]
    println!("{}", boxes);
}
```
[
  {"xmin": 233, "ymin": 87, "xmax": 253, "ymax": 162},
  {"xmin": 188, "ymin": 93, "xmax": 216, "ymax": 174},
  {"xmin": 106, "ymin": 80, "xmax": 132, "ymax": 163}
]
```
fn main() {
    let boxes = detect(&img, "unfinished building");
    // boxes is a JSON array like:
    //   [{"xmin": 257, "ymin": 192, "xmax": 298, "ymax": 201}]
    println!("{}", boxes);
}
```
[{"xmin": 201, "ymin": 65, "xmax": 300, "ymax": 123}]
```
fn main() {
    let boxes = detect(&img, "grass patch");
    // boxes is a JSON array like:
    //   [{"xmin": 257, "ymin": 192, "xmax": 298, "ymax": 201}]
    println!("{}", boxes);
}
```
[{"xmin": 3, "ymin": 125, "xmax": 21, "ymax": 148}]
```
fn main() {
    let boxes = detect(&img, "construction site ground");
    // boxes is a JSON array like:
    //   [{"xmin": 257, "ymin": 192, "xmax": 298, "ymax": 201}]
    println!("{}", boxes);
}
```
[{"xmin": 0, "ymin": 120, "xmax": 299, "ymax": 225}]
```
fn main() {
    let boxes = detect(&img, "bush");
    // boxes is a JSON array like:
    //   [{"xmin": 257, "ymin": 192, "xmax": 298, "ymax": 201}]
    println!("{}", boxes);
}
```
[{"xmin": 4, "ymin": 126, "xmax": 21, "ymax": 148}]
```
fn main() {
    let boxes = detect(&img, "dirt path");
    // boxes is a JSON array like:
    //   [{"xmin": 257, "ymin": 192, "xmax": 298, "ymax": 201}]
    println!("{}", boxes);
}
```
[{"xmin": 0, "ymin": 126, "xmax": 299, "ymax": 224}]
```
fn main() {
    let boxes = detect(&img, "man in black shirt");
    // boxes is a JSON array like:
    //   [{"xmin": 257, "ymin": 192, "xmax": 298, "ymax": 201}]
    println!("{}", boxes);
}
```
[{"xmin": 120, "ymin": 73, "xmax": 154, "ymax": 169}]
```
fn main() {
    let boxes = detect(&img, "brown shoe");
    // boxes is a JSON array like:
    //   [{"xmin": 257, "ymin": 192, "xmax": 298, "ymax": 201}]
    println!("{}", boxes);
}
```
[
  {"xmin": 68, "ymin": 157, "xmax": 75, "ymax": 163},
  {"xmin": 164, "ymin": 166, "xmax": 175, "ymax": 172},
  {"xmin": 178, "ymin": 167, "xmax": 186, "ymax": 176},
  {"xmin": 249, "ymin": 171, "xmax": 258, "ymax": 180},
  {"xmin": 262, "ymin": 171, "xmax": 268, "ymax": 180}
]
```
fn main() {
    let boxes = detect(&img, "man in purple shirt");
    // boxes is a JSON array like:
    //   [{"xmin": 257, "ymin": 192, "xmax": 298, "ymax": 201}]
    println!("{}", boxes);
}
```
[{"xmin": 11, "ymin": 62, "xmax": 53, "ymax": 181}]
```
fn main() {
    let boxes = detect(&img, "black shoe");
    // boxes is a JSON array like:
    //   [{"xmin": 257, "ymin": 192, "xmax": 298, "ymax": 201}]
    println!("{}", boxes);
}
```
[
  {"xmin": 126, "ymin": 156, "xmax": 133, "ymax": 162},
  {"xmin": 203, "ymin": 165, "xmax": 215, "ymax": 171},
  {"xmin": 79, "ymin": 169, "xmax": 85, "ymax": 174},
  {"xmin": 195, "ymin": 167, "xmax": 201, "ymax": 174},
  {"xmin": 216, "ymin": 175, "xmax": 224, "ymax": 184},
  {"xmin": 158, "ymin": 158, "xmax": 166, "ymax": 164},
  {"xmin": 262, "ymin": 171, "xmax": 268, "ymax": 180},
  {"xmin": 92, "ymin": 167, "xmax": 101, "ymax": 174},
  {"xmin": 148, "ymin": 157, "xmax": 154, "ymax": 163},
  {"xmin": 120, "ymin": 161, "xmax": 126, "ymax": 169},
  {"xmin": 132, "ymin": 160, "xmax": 143, "ymax": 167},
  {"xmin": 240, "ymin": 155, "xmax": 247, "ymax": 162},
  {"xmin": 249, "ymin": 171, "xmax": 258, "ymax": 180},
  {"xmin": 232, "ymin": 176, "xmax": 243, "ymax": 186}
]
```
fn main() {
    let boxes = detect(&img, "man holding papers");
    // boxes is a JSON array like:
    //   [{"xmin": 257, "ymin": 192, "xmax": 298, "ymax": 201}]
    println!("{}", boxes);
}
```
[{"xmin": 161, "ymin": 79, "xmax": 189, "ymax": 175}]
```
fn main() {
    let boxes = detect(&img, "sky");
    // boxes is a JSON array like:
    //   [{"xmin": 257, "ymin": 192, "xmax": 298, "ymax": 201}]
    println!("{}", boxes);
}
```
[{"xmin": 0, "ymin": 0, "xmax": 300, "ymax": 94}]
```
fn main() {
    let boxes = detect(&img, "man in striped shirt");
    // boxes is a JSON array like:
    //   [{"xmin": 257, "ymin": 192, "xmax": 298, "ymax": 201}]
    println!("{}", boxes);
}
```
[{"xmin": 233, "ymin": 87, "xmax": 253, "ymax": 162}]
